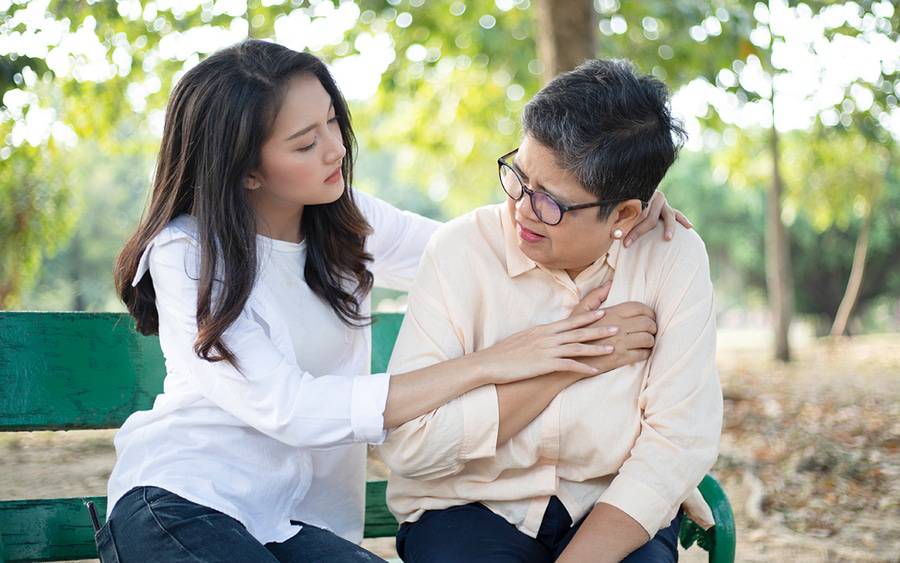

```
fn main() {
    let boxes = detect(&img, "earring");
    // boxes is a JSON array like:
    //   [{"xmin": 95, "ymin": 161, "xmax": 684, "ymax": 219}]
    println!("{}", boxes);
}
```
[{"xmin": 613, "ymin": 228, "xmax": 624, "ymax": 239}]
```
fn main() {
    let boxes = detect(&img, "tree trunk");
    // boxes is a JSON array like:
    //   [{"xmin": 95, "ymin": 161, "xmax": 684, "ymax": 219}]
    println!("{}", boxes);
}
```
[
  {"xmin": 830, "ymin": 203, "xmax": 874, "ymax": 336},
  {"xmin": 767, "ymin": 118, "xmax": 793, "ymax": 361},
  {"xmin": 70, "ymin": 235, "xmax": 86, "ymax": 311},
  {"xmin": 533, "ymin": 0, "xmax": 596, "ymax": 84}
]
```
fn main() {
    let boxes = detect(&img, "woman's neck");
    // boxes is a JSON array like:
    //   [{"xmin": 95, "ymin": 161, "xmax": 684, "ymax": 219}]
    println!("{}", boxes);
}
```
[{"xmin": 251, "ymin": 193, "xmax": 305, "ymax": 243}]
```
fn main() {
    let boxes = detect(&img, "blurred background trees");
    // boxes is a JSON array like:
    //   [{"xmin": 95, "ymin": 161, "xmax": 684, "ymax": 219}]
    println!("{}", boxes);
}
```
[{"xmin": 1, "ymin": 0, "xmax": 897, "ymax": 358}]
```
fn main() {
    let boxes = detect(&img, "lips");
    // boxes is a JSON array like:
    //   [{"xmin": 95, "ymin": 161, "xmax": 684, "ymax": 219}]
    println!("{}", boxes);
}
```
[
  {"xmin": 517, "ymin": 222, "xmax": 545, "ymax": 243},
  {"xmin": 324, "ymin": 167, "xmax": 342, "ymax": 184}
]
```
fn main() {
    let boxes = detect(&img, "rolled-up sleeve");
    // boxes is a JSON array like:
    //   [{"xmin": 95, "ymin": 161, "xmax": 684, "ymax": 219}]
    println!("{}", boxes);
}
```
[
  {"xmin": 149, "ymin": 235, "xmax": 391, "ymax": 449},
  {"xmin": 377, "ymin": 247, "xmax": 499, "ymax": 480},
  {"xmin": 597, "ymin": 232, "xmax": 723, "ymax": 537}
]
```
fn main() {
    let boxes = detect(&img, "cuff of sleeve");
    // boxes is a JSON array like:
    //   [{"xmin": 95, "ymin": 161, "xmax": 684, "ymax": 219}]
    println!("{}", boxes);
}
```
[
  {"xmin": 596, "ymin": 472, "xmax": 677, "ymax": 538},
  {"xmin": 350, "ymin": 373, "xmax": 391, "ymax": 445},
  {"xmin": 460, "ymin": 384, "xmax": 499, "ymax": 460},
  {"xmin": 683, "ymin": 488, "xmax": 715, "ymax": 530}
]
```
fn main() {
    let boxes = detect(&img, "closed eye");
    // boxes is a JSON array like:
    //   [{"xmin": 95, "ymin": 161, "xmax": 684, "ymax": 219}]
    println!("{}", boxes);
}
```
[{"xmin": 297, "ymin": 116, "xmax": 338, "ymax": 151}]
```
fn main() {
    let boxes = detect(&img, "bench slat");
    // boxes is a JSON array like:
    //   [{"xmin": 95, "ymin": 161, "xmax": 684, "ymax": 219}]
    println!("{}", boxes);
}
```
[
  {"xmin": 0, "ymin": 312, "xmax": 403, "ymax": 432},
  {"xmin": 0, "ymin": 497, "xmax": 106, "ymax": 562},
  {"xmin": 0, "ymin": 313, "xmax": 165, "ymax": 431}
]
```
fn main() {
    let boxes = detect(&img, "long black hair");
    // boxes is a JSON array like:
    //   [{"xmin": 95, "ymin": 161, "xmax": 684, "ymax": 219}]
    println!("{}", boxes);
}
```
[{"xmin": 115, "ymin": 40, "xmax": 373, "ymax": 366}]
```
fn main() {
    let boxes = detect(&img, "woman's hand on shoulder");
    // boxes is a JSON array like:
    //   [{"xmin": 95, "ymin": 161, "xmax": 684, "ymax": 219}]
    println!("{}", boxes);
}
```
[{"xmin": 623, "ymin": 190, "xmax": 693, "ymax": 248}]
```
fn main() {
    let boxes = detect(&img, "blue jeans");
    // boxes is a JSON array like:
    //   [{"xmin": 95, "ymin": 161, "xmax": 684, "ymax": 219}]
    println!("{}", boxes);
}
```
[
  {"xmin": 396, "ymin": 496, "xmax": 681, "ymax": 562},
  {"xmin": 96, "ymin": 486, "xmax": 386, "ymax": 563}
]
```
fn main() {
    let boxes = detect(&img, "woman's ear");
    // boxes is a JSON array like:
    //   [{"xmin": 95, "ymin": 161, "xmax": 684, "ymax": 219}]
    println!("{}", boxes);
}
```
[
  {"xmin": 609, "ymin": 199, "xmax": 644, "ymax": 236},
  {"xmin": 245, "ymin": 171, "xmax": 264, "ymax": 191}
]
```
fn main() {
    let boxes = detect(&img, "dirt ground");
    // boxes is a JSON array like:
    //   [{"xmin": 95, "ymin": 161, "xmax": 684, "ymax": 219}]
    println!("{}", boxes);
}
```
[{"xmin": 1, "ymin": 334, "xmax": 897, "ymax": 562}]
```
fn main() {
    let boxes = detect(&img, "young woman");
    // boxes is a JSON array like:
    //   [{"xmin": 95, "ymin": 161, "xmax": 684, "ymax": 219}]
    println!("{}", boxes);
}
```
[{"xmin": 101, "ymin": 39, "xmax": 687, "ymax": 563}]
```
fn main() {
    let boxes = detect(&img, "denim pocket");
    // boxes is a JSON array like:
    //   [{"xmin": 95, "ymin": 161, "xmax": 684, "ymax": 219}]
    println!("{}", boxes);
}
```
[
  {"xmin": 95, "ymin": 520, "xmax": 121, "ymax": 563},
  {"xmin": 142, "ymin": 485, "xmax": 176, "ymax": 506}
]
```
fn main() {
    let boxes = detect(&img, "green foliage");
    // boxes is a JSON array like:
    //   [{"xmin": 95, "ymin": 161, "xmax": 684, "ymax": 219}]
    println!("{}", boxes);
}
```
[
  {"xmin": 666, "ymin": 144, "xmax": 900, "ymax": 329},
  {"xmin": 349, "ymin": 0, "xmax": 541, "ymax": 214},
  {"xmin": 20, "ymin": 127, "xmax": 156, "ymax": 311},
  {"xmin": 0, "ymin": 132, "xmax": 77, "ymax": 307},
  {"xmin": 0, "ymin": 0, "xmax": 897, "ymax": 329},
  {"xmin": 791, "ymin": 195, "xmax": 900, "ymax": 324},
  {"xmin": 781, "ymin": 127, "xmax": 890, "ymax": 232}
]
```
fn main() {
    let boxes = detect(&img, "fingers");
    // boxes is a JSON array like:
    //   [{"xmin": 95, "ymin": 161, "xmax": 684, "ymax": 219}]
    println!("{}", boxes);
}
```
[
  {"xmin": 675, "ymin": 210, "xmax": 693, "ymax": 229},
  {"xmin": 623, "ymin": 192, "xmax": 666, "ymax": 247},
  {"xmin": 662, "ymin": 204, "xmax": 677, "ymax": 241},
  {"xmin": 558, "ymin": 342, "xmax": 615, "ymax": 357},
  {"xmin": 621, "ymin": 331, "xmax": 655, "ymax": 350},
  {"xmin": 608, "ymin": 346, "xmax": 653, "ymax": 370},
  {"xmin": 573, "ymin": 281, "xmax": 612, "ymax": 314},
  {"xmin": 556, "ymin": 324, "xmax": 620, "ymax": 344},
  {"xmin": 619, "ymin": 315, "xmax": 658, "ymax": 336},
  {"xmin": 557, "ymin": 359, "xmax": 602, "ymax": 376},
  {"xmin": 602, "ymin": 301, "xmax": 655, "ymax": 320},
  {"xmin": 547, "ymin": 309, "xmax": 606, "ymax": 333}
]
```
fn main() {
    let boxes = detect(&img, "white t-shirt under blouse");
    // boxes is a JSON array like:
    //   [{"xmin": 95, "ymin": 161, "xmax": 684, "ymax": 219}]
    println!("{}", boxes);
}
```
[{"xmin": 106, "ymin": 192, "xmax": 439, "ymax": 545}]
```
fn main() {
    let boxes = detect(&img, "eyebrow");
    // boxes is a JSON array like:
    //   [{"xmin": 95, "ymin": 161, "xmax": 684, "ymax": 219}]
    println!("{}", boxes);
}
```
[
  {"xmin": 511, "ymin": 157, "xmax": 568, "ymax": 203},
  {"xmin": 284, "ymin": 101, "xmax": 335, "ymax": 142}
]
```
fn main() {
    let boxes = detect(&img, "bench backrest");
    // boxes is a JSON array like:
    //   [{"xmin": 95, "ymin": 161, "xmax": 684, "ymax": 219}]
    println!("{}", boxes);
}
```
[{"xmin": 0, "ymin": 312, "xmax": 403, "ymax": 431}]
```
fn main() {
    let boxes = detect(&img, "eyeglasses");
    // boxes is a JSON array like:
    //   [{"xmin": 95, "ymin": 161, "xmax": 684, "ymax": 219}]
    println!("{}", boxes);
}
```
[{"xmin": 497, "ymin": 148, "xmax": 638, "ymax": 226}]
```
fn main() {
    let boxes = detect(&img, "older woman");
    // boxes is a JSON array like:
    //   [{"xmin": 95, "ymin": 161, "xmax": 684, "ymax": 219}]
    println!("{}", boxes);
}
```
[{"xmin": 378, "ymin": 59, "xmax": 723, "ymax": 563}]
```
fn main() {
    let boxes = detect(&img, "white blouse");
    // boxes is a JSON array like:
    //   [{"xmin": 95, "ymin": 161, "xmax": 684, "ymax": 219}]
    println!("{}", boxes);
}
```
[{"xmin": 106, "ymin": 192, "xmax": 439, "ymax": 545}]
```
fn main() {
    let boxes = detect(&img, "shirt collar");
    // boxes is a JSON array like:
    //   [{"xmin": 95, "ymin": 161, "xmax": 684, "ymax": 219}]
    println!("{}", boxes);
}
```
[
  {"xmin": 499, "ymin": 204, "xmax": 621, "ymax": 279},
  {"xmin": 500, "ymin": 204, "xmax": 537, "ymax": 277}
]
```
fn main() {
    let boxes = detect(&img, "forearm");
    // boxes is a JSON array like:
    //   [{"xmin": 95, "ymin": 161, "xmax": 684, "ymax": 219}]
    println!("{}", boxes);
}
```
[
  {"xmin": 496, "ymin": 372, "xmax": 579, "ymax": 445},
  {"xmin": 496, "ymin": 342, "xmax": 639, "ymax": 446},
  {"xmin": 383, "ymin": 353, "xmax": 488, "ymax": 430},
  {"xmin": 557, "ymin": 502, "xmax": 650, "ymax": 563}
]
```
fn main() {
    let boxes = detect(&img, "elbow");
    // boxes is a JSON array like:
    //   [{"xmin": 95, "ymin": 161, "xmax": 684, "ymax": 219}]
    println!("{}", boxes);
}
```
[{"xmin": 692, "ymin": 434, "xmax": 721, "ymax": 477}]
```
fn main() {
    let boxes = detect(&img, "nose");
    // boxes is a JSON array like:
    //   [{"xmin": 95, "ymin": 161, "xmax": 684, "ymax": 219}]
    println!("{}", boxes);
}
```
[
  {"xmin": 324, "ymin": 126, "xmax": 346, "ymax": 164},
  {"xmin": 515, "ymin": 192, "xmax": 539, "ymax": 223}
]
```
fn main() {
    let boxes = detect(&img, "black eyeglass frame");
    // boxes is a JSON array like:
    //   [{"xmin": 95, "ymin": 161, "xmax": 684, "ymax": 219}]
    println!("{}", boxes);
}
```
[{"xmin": 497, "ymin": 148, "xmax": 646, "ymax": 226}]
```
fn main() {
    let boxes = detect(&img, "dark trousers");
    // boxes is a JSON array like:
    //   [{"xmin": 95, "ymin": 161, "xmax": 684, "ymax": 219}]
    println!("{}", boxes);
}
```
[
  {"xmin": 396, "ymin": 496, "xmax": 681, "ymax": 562},
  {"xmin": 96, "ymin": 486, "xmax": 386, "ymax": 563}
]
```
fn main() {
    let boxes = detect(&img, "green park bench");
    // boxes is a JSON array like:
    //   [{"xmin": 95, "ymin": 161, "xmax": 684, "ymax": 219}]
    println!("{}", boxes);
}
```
[{"xmin": 0, "ymin": 312, "xmax": 735, "ymax": 562}]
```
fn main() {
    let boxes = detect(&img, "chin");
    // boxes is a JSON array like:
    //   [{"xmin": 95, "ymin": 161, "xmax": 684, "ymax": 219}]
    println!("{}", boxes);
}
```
[
  {"xmin": 314, "ymin": 181, "xmax": 346, "ymax": 205},
  {"xmin": 519, "ymin": 242, "xmax": 549, "ymax": 265}
]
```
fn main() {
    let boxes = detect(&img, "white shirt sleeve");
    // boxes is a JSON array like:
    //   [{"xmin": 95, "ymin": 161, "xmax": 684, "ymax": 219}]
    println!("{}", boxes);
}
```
[
  {"xmin": 354, "ymin": 190, "xmax": 441, "ymax": 292},
  {"xmin": 146, "ymin": 234, "xmax": 391, "ymax": 448}
]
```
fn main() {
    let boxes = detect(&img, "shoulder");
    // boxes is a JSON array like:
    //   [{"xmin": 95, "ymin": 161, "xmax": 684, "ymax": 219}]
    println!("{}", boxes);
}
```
[
  {"xmin": 424, "ymin": 204, "xmax": 504, "ymax": 264},
  {"xmin": 352, "ymin": 189, "xmax": 427, "ymax": 227},
  {"xmin": 409, "ymin": 205, "xmax": 504, "ymax": 301},
  {"xmin": 625, "ymin": 223, "xmax": 710, "ymax": 278},
  {"xmin": 133, "ymin": 215, "xmax": 200, "ymax": 286},
  {"xmin": 353, "ymin": 189, "xmax": 440, "ymax": 241},
  {"xmin": 352, "ymin": 189, "xmax": 386, "ymax": 222},
  {"xmin": 151, "ymin": 215, "xmax": 199, "ymax": 258},
  {"xmin": 151, "ymin": 215, "xmax": 199, "ymax": 250}
]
